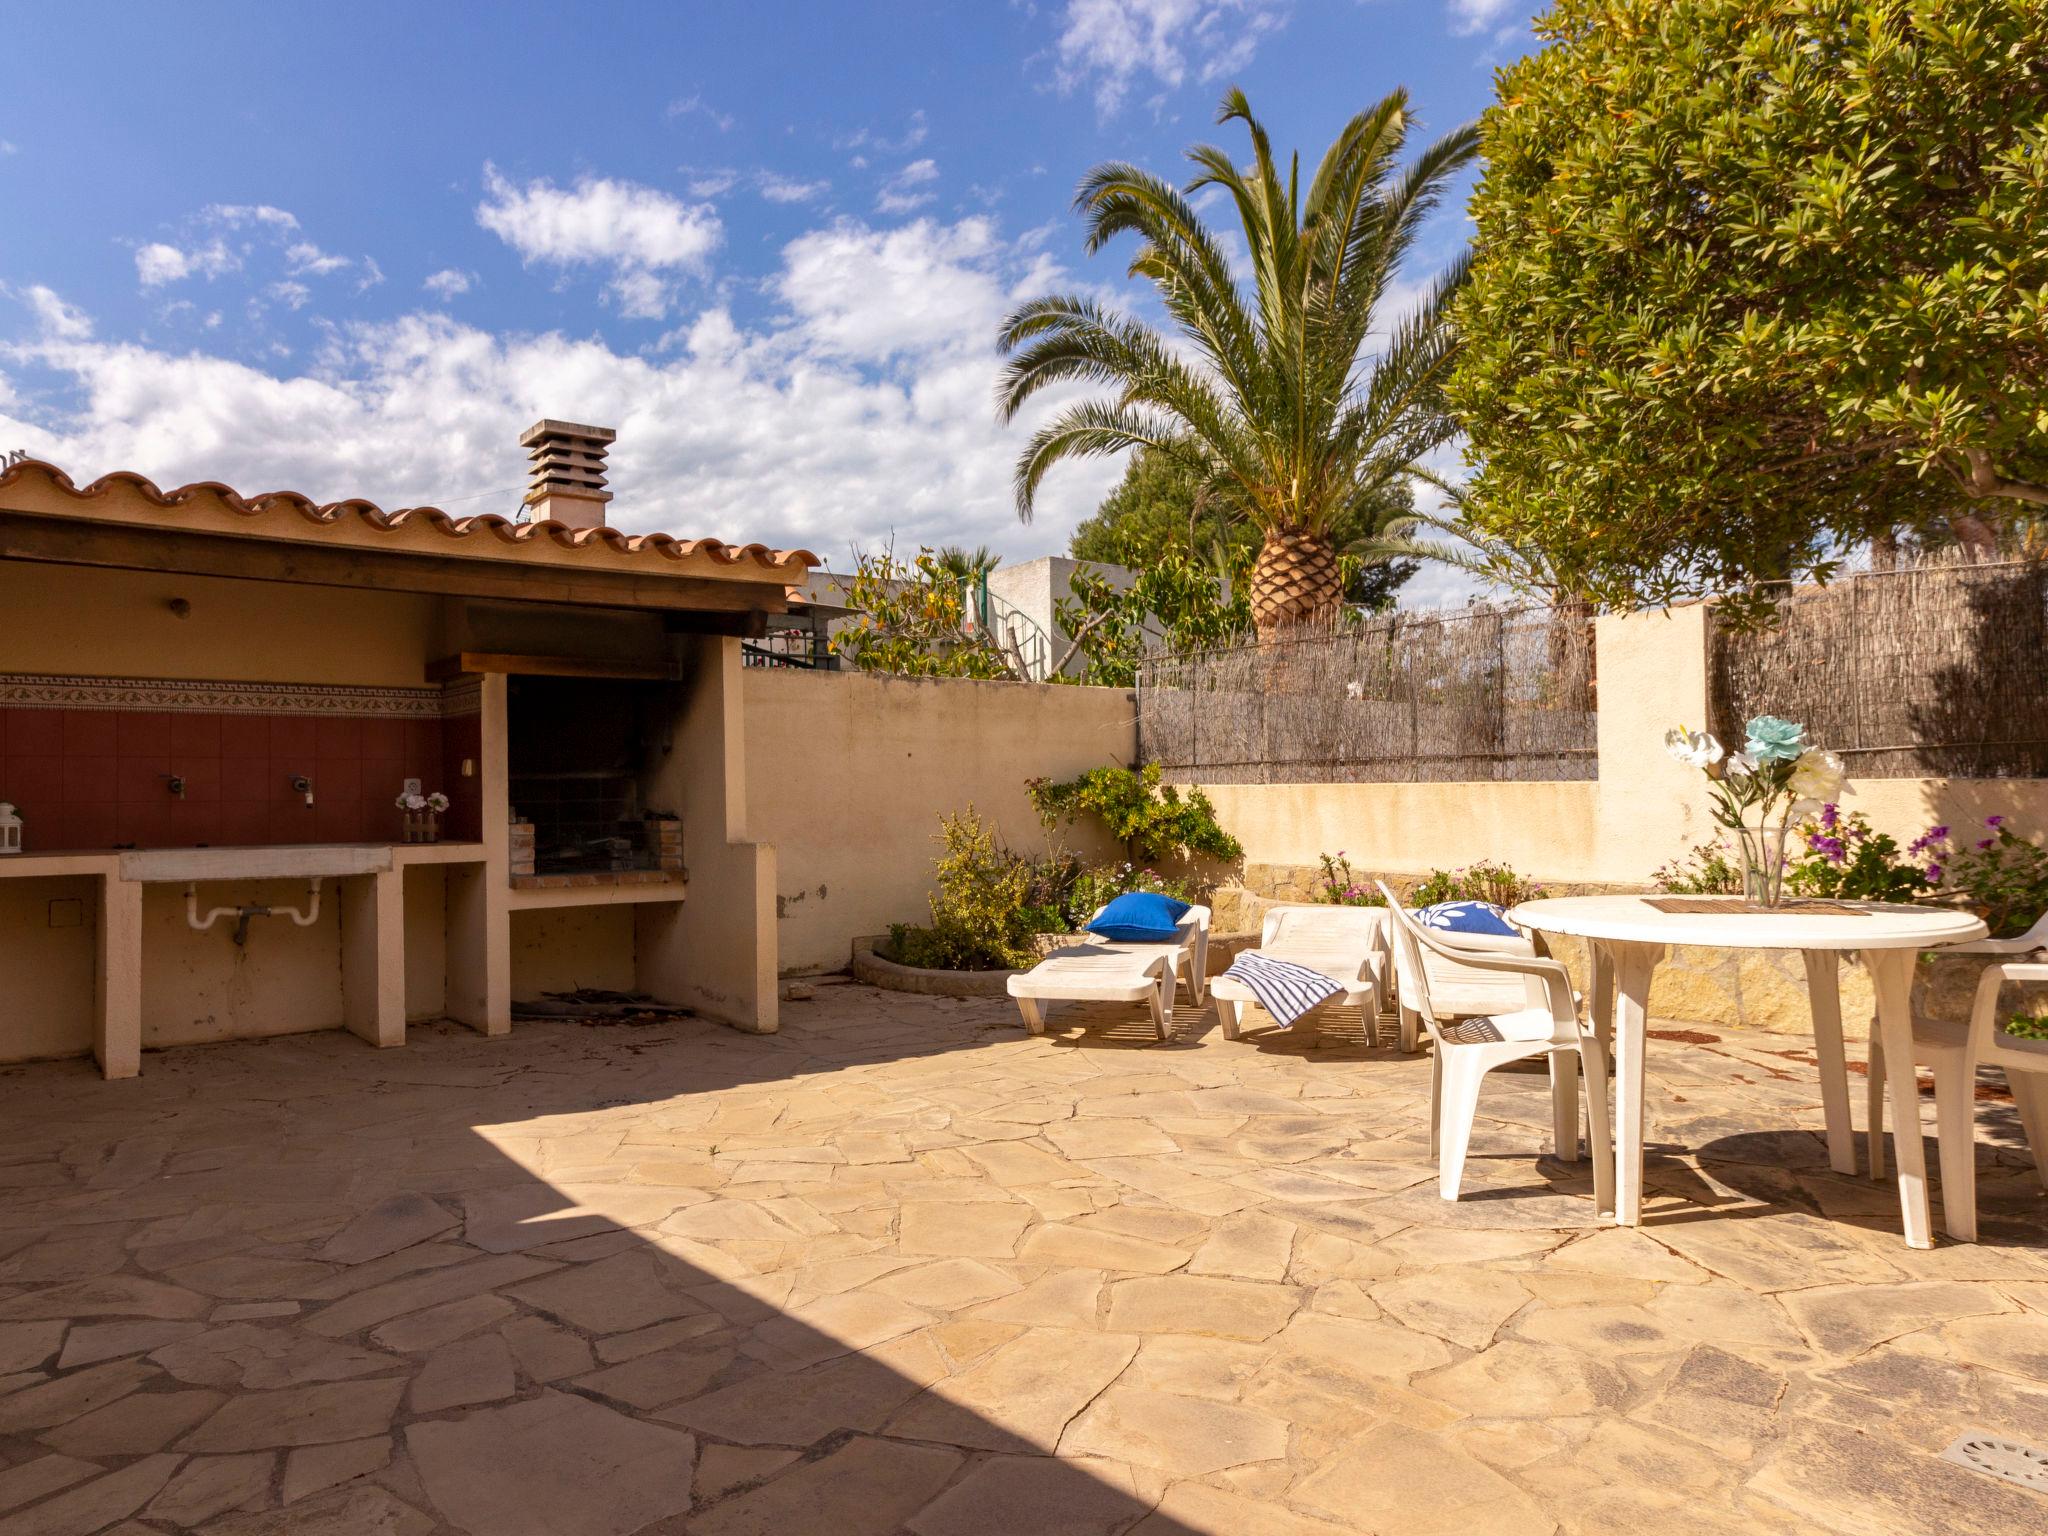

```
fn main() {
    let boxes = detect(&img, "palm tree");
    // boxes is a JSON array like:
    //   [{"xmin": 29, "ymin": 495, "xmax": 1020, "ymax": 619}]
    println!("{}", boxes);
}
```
[
  {"xmin": 997, "ymin": 88, "xmax": 1477, "ymax": 641},
  {"xmin": 931, "ymin": 544, "xmax": 1001, "ymax": 580}
]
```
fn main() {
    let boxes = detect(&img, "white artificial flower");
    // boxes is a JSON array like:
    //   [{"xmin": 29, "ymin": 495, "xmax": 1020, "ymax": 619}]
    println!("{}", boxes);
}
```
[
  {"xmin": 1663, "ymin": 726, "xmax": 1724, "ymax": 770},
  {"xmin": 1725, "ymin": 751, "xmax": 1760, "ymax": 778},
  {"xmin": 1789, "ymin": 746, "xmax": 1847, "ymax": 802}
]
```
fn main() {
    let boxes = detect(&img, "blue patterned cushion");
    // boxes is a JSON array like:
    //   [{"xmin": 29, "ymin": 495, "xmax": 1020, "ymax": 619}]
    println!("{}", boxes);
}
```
[{"xmin": 1417, "ymin": 900, "xmax": 1518, "ymax": 938}]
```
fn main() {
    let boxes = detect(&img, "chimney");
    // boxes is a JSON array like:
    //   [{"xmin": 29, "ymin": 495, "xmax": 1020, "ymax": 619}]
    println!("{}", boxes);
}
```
[{"xmin": 519, "ymin": 419, "xmax": 617, "ymax": 528}]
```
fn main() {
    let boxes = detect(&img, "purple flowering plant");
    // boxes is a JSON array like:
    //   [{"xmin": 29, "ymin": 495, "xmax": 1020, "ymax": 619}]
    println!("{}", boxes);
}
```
[
  {"xmin": 1315, "ymin": 852, "xmax": 1386, "ymax": 907},
  {"xmin": 1912, "ymin": 815, "xmax": 2048, "ymax": 939},
  {"xmin": 1786, "ymin": 806, "xmax": 1932, "ymax": 904}
]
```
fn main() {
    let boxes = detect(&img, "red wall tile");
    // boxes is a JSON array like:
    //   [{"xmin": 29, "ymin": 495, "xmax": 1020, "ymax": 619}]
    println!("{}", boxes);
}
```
[{"xmin": 64, "ymin": 710, "xmax": 119, "ymax": 757}]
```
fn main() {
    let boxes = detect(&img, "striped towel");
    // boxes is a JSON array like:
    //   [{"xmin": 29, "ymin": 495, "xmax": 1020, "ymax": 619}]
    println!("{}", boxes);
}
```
[{"xmin": 1221, "ymin": 953, "xmax": 1342, "ymax": 1027}]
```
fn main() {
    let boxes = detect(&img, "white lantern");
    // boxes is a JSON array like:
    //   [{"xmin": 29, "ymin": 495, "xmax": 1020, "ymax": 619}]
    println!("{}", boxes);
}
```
[{"xmin": 0, "ymin": 802, "xmax": 20, "ymax": 856}]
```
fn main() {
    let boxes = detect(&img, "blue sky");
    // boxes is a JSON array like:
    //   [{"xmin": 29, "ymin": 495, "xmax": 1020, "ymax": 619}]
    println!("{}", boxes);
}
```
[{"xmin": 0, "ymin": 0, "xmax": 1536, "ymax": 597}]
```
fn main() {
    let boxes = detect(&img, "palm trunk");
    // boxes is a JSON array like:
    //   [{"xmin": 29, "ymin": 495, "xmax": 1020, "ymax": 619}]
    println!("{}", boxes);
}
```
[{"xmin": 1249, "ymin": 529, "xmax": 1343, "ymax": 642}]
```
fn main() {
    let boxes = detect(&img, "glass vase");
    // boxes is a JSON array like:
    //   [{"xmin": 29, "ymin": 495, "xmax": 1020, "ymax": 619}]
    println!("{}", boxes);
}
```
[{"xmin": 1735, "ymin": 820, "xmax": 1792, "ymax": 908}]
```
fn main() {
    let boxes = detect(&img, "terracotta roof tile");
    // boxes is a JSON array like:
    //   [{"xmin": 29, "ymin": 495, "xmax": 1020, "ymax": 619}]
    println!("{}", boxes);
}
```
[{"xmin": 0, "ymin": 459, "xmax": 818, "ymax": 574}]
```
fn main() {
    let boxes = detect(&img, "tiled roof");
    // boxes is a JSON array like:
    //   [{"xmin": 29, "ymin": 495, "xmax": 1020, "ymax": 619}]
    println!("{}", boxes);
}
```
[{"xmin": 0, "ymin": 459, "xmax": 818, "ymax": 574}]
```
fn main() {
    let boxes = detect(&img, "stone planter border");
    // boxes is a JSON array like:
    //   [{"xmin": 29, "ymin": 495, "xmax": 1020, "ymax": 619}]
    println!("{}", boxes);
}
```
[{"xmin": 851, "ymin": 936, "xmax": 1017, "ymax": 998}]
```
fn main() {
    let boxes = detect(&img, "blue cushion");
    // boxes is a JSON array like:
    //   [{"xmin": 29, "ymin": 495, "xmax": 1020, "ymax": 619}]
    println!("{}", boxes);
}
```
[
  {"xmin": 1417, "ymin": 900, "xmax": 1519, "ymax": 938},
  {"xmin": 1087, "ymin": 891, "xmax": 1191, "ymax": 944}
]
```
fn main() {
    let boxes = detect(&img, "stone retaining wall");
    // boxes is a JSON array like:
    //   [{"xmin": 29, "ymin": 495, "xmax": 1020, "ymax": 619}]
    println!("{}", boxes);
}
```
[{"xmin": 1215, "ymin": 866, "xmax": 2045, "ymax": 1038}]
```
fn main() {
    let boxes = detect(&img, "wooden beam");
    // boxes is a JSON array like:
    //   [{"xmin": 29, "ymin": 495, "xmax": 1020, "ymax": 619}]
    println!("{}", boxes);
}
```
[
  {"xmin": 662, "ymin": 610, "xmax": 770, "ymax": 639},
  {"xmin": 427, "ymin": 652, "xmax": 680, "ymax": 682},
  {"xmin": 0, "ymin": 512, "xmax": 792, "ymax": 616}
]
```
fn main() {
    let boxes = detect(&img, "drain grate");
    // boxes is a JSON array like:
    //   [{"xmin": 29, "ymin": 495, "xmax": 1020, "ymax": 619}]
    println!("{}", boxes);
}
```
[{"xmin": 1941, "ymin": 1433, "xmax": 2048, "ymax": 1495}]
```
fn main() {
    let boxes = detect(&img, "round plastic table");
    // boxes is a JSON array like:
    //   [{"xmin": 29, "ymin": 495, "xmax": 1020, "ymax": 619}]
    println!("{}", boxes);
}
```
[{"xmin": 1509, "ymin": 895, "xmax": 1986, "ymax": 1249}]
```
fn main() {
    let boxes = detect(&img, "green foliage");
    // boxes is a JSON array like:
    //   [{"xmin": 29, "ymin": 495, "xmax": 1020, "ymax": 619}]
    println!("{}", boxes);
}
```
[
  {"xmin": 889, "ymin": 807, "xmax": 1041, "ymax": 971},
  {"xmin": 1028, "ymin": 763, "xmax": 1243, "ymax": 865},
  {"xmin": 1450, "ymin": 0, "xmax": 2048, "ymax": 614},
  {"xmin": 2004, "ymin": 1014, "xmax": 2048, "ymax": 1043},
  {"xmin": 1069, "ymin": 447, "xmax": 1418, "ymax": 611},
  {"xmin": 1315, "ymin": 852, "xmax": 1387, "ymax": 906},
  {"xmin": 886, "ymin": 807, "xmax": 1204, "ymax": 971},
  {"xmin": 1653, "ymin": 840, "xmax": 1744, "ymax": 895},
  {"xmin": 1787, "ymin": 810, "xmax": 1933, "ymax": 904},
  {"xmin": 1409, "ymin": 860, "xmax": 1545, "ymax": 908},
  {"xmin": 999, "ymin": 88, "xmax": 1476, "ymax": 633},
  {"xmin": 1053, "ymin": 547, "xmax": 1254, "ymax": 687},
  {"xmin": 1936, "ymin": 819, "xmax": 2048, "ymax": 939},
  {"xmin": 832, "ymin": 546, "xmax": 1017, "ymax": 681}
]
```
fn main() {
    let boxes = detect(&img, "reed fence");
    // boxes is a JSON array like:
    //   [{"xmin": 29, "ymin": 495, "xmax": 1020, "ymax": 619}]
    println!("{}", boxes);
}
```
[
  {"xmin": 1711, "ymin": 557, "xmax": 2048, "ymax": 778},
  {"xmin": 1137, "ymin": 605, "xmax": 1597, "ymax": 784}
]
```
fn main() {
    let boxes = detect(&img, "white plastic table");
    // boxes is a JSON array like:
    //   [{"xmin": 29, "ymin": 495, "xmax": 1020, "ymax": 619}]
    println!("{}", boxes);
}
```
[{"xmin": 1509, "ymin": 896, "xmax": 1986, "ymax": 1249}]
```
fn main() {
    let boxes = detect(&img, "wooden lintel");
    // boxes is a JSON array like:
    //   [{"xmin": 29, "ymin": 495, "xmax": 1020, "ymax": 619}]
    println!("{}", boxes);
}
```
[
  {"xmin": 427, "ymin": 652, "xmax": 680, "ymax": 682},
  {"xmin": 662, "ymin": 609, "xmax": 770, "ymax": 639},
  {"xmin": 0, "ymin": 512, "xmax": 791, "ymax": 617}
]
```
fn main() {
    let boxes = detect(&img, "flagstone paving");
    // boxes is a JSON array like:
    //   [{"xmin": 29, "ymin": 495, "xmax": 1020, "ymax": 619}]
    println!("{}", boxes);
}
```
[{"xmin": 0, "ymin": 983, "xmax": 2044, "ymax": 1534}]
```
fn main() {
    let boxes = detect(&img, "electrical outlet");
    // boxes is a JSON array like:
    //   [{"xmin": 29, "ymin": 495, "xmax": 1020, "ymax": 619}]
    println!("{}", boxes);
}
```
[{"xmin": 403, "ymin": 778, "xmax": 422, "ymax": 797}]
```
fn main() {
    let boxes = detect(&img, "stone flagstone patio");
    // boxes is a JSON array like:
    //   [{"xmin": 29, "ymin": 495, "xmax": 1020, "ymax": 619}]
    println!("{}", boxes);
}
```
[{"xmin": 0, "ymin": 982, "xmax": 2044, "ymax": 1534}]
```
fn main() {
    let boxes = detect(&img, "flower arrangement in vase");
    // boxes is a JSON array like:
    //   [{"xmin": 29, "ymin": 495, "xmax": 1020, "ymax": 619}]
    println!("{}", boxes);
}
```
[
  {"xmin": 1665, "ymin": 716, "xmax": 1845, "ymax": 907},
  {"xmin": 396, "ymin": 789, "xmax": 451, "ymax": 844}
]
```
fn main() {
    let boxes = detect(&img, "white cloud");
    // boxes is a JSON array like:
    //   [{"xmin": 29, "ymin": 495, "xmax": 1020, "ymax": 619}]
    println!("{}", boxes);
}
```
[
  {"xmin": 356, "ymin": 257, "xmax": 386, "ymax": 293},
  {"xmin": 665, "ymin": 93, "xmax": 736, "ymax": 132},
  {"xmin": 0, "ymin": 140, "xmax": 17, "ymax": 157},
  {"xmin": 18, "ymin": 284, "xmax": 92, "ymax": 340},
  {"xmin": 687, "ymin": 169, "xmax": 739, "ymax": 198},
  {"xmin": 837, "ymin": 110, "xmax": 929, "ymax": 157},
  {"xmin": 285, "ymin": 242, "xmax": 352, "ymax": 277},
  {"xmin": 422, "ymin": 268, "xmax": 475, "ymax": 299},
  {"xmin": 757, "ymin": 172, "xmax": 830, "ymax": 205},
  {"xmin": 1447, "ymin": 0, "xmax": 1518, "ymax": 34},
  {"xmin": 266, "ymin": 280, "xmax": 312, "ymax": 311},
  {"xmin": 135, "ymin": 243, "xmax": 194, "ymax": 287},
  {"xmin": 1, "ymin": 217, "xmax": 1121, "ymax": 563},
  {"xmin": 876, "ymin": 158, "xmax": 940, "ymax": 215},
  {"xmin": 1051, "ymin": 0, "xmax": 1290, "ymax": 115},
  {"xmin": 206, "ymin": 204, "xmax": 300, "ymax": 232},
  {"xmin": 477, "ymin": 164, "xmax": 721, "ymax": 320}
]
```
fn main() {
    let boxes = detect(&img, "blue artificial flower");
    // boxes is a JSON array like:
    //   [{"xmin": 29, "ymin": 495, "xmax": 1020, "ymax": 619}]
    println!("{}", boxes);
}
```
[{"xmin": 1743, "ymin": 715, "xmax": 1809, "ymax": 764}]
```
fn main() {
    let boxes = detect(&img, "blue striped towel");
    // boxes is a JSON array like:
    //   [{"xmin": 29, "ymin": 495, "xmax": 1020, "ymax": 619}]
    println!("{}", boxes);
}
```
[{"xmin": 1221, "ymin": 952, "xmax": 1342, "ymax": 1027}]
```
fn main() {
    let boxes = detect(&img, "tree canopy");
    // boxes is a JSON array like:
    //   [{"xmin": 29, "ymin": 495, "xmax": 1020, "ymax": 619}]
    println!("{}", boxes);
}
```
[
  {"xmin": 1068, "ymin": 445, "xmax": 1418, "ymax": 609},
  {"xmin": 1449, "ymin": 0, "xmax": 2048, "ymax": 609},
  {"xmin": 1000, "ymin": 88, "xmax": 1475, "ymax": 638}
]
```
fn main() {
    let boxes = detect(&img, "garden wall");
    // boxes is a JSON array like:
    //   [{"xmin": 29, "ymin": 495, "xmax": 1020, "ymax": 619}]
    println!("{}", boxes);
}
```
[
  {"xmin": 1196, "ymin": 606, "xmax": 2048, "ymax": 1033},
  {"xmin": 743, "ymin": 668, "xmax": 1136, "ymax": 974}
]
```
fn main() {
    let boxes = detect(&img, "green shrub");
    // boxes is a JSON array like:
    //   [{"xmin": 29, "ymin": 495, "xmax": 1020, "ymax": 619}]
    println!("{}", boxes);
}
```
[
  {"xmin": 1315, "ymin": 853, "xmax": 1386, "ymax": 907},
  {"xmin": 1788, "ymin": 809, "xmax": 1932, "ymax": 905},
  {"xmin": 1653, "ymin": 841, "xmax": 1743, "ymax": 896},
  {"xmin": 2004, "ymin": 1014, "xmax": 2048, "ymax": 1043},
  {"xmin": 1936, "ymin": 819, "xmax": 2048, "ymax": 940},
  {"xmin": 1027, "ymin": 763, "xmax": 1242, "ymax": 866},
  {"xmin": 888, "ymin": 808, "xmax": 1039, "ymax": 971},
  {"xmin": 1409, "ymin": 860, "xmax": 1544, "ymax": 908}
]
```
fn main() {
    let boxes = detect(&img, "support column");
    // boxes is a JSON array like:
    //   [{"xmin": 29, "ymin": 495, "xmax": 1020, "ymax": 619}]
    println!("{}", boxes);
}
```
[
  {"xmin": 340, "ymin": 870, "xmax": 405, "ymax": 1048},
  {"xmin": 447, "ymin": 673, "xmax": 510, "ymax": 1036},
  {"xmin": 94, "ymin": 875, "xmax": 142, "ymax": 1080}
]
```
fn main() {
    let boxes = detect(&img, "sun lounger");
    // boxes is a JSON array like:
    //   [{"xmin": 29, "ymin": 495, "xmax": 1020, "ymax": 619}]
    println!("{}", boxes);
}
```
[
  {"xmin": 1210, "ymin": 904, "xmax": 1390, "ymax": 1040},
  {"xmin": 1005, "ymin": 903, "xmax": 1211, "ymax": 1041}
]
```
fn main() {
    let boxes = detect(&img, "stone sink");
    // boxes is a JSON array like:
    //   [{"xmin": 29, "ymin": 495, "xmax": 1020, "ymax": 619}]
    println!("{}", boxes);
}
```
[{"xmin": 117, "ymin": 843, "xmax": 395, "ymax": 883}]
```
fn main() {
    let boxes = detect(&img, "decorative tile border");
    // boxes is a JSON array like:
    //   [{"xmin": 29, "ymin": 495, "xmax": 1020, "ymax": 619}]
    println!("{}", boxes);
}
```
[
  {"xmin": 0, "ymin": 672, "xmax": 446, "ymax": 719},
  {"xmin": 439, "ymin": 676, "xmax": 483, "ymax": 718}
]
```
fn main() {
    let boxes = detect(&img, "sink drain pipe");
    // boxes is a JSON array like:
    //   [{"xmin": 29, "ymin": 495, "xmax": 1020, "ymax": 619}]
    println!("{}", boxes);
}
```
[{"xmin": 185, "ymin": 879, "xmax": 324, "ymax": 946}]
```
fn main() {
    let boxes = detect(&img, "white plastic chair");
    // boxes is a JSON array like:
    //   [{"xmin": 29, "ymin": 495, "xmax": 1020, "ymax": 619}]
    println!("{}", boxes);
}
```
[
  {"xmin": 1865, "ymin": 951, "xmax": 2048, "ymax": 1243},
  {"xmin": 1209, "ymin": 904, "xmax": 1391, "ymax": 1041},
  {"xmin": 1380, "ymin": 883, "xmax": 1613, "ymax": 1207},
  {"xmin": 1389, "ymin": 901, "xmax": 1542, "ymax": 1054}
]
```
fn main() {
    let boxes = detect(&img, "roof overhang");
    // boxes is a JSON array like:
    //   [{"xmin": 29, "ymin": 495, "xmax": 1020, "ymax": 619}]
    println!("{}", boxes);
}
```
[{"xmin": 0, "ymin": 461, "xmax": 816, "ymax": 617}]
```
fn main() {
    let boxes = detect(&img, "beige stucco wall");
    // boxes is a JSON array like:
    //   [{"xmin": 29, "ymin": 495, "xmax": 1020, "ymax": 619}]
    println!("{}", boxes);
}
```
[
  {"xmin": 0, "ymin": 563, "xmax": 442, "ymax": 688},
  {"xmin": 0, "ymin": 875, "xmax": 99, "ymax": 1060},
  {"xmin": 140, "ymin": 879, "xmax": 346, "ymax": 1047},
  {"xmin": 511, "ymin": 907, "xmax": 636, "ymax": 999},
  {"xmin": 746, "ymin": 669, "xmax": 1137, "ymax": 975}
]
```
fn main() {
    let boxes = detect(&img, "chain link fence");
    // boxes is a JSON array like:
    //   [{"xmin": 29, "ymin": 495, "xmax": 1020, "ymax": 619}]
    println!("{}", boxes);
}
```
[
  {"xmin": 1137, "ymin": 605, "xmax": 1598, "ymax": 783},
  {"xmin": 1712, "ymin": 556, "xmax": 2048, "ymax": 779}
]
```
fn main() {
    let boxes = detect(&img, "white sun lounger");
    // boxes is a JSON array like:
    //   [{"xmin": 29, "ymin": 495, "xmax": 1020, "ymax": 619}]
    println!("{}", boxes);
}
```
[
  {"xmin": 1210, "ymin": 904, "xmax": 1391, "ymax": 1040},
  {"xmin": 1006, "ymin": 903, "xmax": 1211, "ymax": 1042}
]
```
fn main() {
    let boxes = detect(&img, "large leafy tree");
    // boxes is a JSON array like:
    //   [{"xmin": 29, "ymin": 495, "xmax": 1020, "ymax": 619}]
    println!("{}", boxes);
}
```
[
  {"xmin": 1069, "ymin": 445, "xmax": 1420, "ymax": 609},
  {"xmin": 1451, "ymin": 0, "xmax": 2048, "ymax": 610},
  {"xmin": 999, "ymin": 89, "xmax": 1477, "ymax": 641}
]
